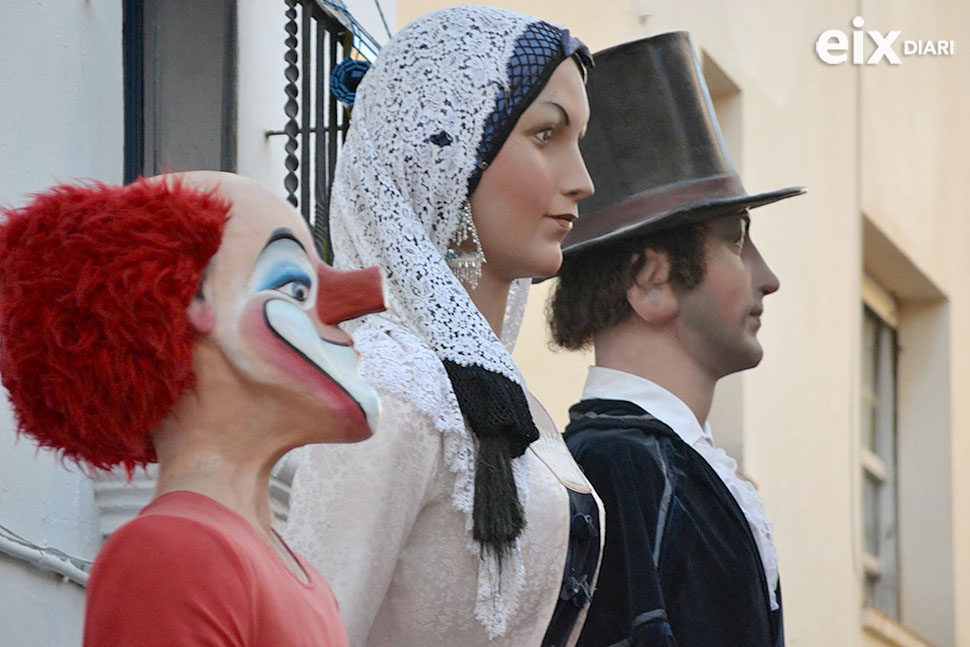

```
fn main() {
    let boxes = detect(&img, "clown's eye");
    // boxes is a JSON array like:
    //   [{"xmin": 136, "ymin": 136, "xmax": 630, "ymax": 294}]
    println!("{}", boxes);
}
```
[{"xmin": 277, "ymin": 280, "xmax": 310, "ymax": 302}]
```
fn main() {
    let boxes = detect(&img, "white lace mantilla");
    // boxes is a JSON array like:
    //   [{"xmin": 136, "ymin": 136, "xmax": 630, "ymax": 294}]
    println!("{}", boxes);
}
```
[
  {"xmin": 331, "ymin": 5, "xmax": 534, "ymax": 380},
  {"xmin": 326, "ymin": 6, "xmax": 553, "ymax": 636}
]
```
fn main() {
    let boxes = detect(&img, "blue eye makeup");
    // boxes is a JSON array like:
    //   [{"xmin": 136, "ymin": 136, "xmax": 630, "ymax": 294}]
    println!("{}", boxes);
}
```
[
  {"xmin": 248, "ymin": 234, "xmax": 317, "ymax": 307},
  {"xmin": 258, "ymin": 263, "xmax": 313, "ymax": 293}
]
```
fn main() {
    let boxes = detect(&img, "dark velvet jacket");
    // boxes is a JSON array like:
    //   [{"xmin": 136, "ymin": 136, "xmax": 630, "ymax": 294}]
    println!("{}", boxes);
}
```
[{"xmin": 564, "ymin": 398, "xmax": 783, "ymax": 647}]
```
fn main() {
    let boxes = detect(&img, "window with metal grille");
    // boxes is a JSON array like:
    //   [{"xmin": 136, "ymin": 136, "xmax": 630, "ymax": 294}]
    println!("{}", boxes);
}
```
[{"xmin": 272, "ymin": 0, "xmax": 378, "ymax": 263}]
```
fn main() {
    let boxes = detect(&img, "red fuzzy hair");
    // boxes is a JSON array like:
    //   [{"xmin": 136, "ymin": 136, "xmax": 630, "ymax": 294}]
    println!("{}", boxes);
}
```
[{"xmin": 0, "ymin": 177, "xmax": 229, "ymax": 473}]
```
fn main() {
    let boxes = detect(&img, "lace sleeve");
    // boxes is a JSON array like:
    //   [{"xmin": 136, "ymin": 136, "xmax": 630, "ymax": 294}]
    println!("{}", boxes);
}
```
[{"xmin": 283, "ymin": 393, "xmax": 443, "ymax": 644}]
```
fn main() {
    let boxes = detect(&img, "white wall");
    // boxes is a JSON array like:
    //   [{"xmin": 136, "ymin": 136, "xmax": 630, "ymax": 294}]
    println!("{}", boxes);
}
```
[
  {"xmin": 0, "ymin": 1, "xmax": 124, "ymax": 643},
  {"xmin": 236, "ymin": 0, "xmax": 291, "ymax": 192}
]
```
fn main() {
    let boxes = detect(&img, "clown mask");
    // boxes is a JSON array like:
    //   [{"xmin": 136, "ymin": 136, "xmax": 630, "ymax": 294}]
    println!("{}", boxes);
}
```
[{"xmin": 184, "ymin": 172, "xmax": 385, "ymax": 443}]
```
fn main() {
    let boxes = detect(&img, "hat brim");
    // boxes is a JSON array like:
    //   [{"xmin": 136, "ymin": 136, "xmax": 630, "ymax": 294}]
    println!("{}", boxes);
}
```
[{"xmin": 561, "ymin": 185, "xmax": 806, "ymax": 257}]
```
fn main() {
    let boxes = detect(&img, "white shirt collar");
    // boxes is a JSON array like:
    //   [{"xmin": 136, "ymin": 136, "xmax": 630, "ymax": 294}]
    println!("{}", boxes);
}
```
[{"xmin": 580, "ymin": 365, "xmax": 711, "ymax": 446}]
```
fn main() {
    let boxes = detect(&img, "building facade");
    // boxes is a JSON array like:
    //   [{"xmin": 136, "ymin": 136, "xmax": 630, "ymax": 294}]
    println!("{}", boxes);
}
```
[{"xmin": 1, "ymin": 1, "xmax": 968, "ymax": 645}]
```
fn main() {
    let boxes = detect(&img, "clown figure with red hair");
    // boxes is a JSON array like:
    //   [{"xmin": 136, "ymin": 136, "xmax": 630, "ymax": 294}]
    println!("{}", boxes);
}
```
[{"xmin": 0, "ymin": 171, "xmax": 386, "ymax": 646}]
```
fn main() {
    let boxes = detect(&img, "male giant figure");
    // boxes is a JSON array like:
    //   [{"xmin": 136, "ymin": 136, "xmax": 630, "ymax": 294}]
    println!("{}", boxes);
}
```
[{"xmin": 549, "ymin": 34, "xmax": 804, "ymax": 646}]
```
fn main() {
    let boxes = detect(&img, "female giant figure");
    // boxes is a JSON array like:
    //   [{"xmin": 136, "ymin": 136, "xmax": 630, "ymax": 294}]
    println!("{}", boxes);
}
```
[{"xmin": 286, "ymin": 7, "xmax": 602, "ymax": 646}]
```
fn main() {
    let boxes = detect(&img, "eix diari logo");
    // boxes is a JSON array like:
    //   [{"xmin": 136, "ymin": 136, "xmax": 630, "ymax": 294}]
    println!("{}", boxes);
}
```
[{"xmin": 816, "ymin": 16, "xmax": 955, "ymax": 65}]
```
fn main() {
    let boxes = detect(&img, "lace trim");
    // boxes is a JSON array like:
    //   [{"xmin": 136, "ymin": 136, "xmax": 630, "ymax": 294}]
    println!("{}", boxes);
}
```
[
  {"xmin": 501, "ymin": 278, "xmax": 530, "ymax": 354},
  {"xmin": 694, "ymin": 439, "xmax": 779, "ymax": 610}
]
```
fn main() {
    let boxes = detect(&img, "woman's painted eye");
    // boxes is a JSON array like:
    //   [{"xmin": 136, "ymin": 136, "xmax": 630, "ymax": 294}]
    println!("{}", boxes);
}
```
[
  {"xmin": 277, "ymin": 280, "xmax": 310, "ymax": 302},
  {"xmin": 534, "ymin": 128, "xmax": 554, "ymax": 144}
]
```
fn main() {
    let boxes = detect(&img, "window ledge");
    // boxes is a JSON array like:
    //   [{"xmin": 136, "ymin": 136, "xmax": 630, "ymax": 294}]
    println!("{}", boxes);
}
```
[{"xmin": 862, "ymin": 607, "xmax": 933, "ymax": 647}]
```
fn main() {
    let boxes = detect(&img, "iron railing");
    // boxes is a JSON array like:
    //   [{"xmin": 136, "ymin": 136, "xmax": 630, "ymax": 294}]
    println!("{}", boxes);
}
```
[{"xmin": 270, "ymin": 0, "xmax": 357, "ymax": 263}]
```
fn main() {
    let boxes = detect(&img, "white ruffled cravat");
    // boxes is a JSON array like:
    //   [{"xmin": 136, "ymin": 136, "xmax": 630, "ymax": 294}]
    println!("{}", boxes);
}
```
[{"xmin": 691, "ymin": 431, "xmax": 779, "ymax": 610}]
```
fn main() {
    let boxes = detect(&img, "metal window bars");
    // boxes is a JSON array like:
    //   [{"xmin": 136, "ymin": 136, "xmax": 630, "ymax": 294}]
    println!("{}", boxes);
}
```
[{"xmin": 269, "ymin": 0, "xmax": 371, "ymax": 263}]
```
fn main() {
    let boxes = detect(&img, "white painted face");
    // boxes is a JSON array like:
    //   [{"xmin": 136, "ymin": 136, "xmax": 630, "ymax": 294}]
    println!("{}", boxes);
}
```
[
  {"xmin": 244, "ymin": 232, "xmax": 382, "ymax": 431},
  {"xmin": 469, "ymin": 58, "xmax": 594, "ymax": 282},
  {"xmin": 193, "ymin": 173, "xmax": 386, "ymax": 443}
]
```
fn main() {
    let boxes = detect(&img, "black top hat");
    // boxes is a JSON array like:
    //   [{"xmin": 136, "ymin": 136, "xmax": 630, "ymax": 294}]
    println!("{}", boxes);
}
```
[{"xmin": 562, "ymin": 32, "xmax": 805, "ymax": 256}]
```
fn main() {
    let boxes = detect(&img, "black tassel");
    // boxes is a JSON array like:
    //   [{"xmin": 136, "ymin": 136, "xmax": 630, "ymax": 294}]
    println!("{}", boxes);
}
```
[
  {"xmin": 472, "ymin": 436, "xmax": 524, "ymax": 560},
  {"xmin": 442, "ymin": 360, "xmax": 540, "ymax": 560}
]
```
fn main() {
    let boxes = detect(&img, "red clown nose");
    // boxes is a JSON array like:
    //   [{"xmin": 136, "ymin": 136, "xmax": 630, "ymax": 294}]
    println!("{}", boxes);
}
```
[{"xmin": 316, "ymin": 264, "xmax": 387, "ymax": 325}]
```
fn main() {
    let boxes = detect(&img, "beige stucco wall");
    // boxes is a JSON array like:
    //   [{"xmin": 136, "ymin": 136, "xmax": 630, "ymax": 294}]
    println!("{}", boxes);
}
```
[
  {"xmin": 398, "ymin": 2, "xmax": 970, "ymax": 645},
  {"xmin": 857, "ymin": 2, "xmax": 970, "ymax": 645}
]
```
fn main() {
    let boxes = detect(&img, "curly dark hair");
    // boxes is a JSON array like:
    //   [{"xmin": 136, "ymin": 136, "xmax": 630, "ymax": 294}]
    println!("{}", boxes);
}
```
[{"xmin": 548, "ymin": 221, "xmax": 709, "ymax": 350}]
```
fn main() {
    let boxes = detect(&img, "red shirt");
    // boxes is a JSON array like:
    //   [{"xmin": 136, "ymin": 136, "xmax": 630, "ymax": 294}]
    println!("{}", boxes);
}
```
[{"xmin": 84, "ymin": 491, "xmax": 349, "ymax": 647}]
